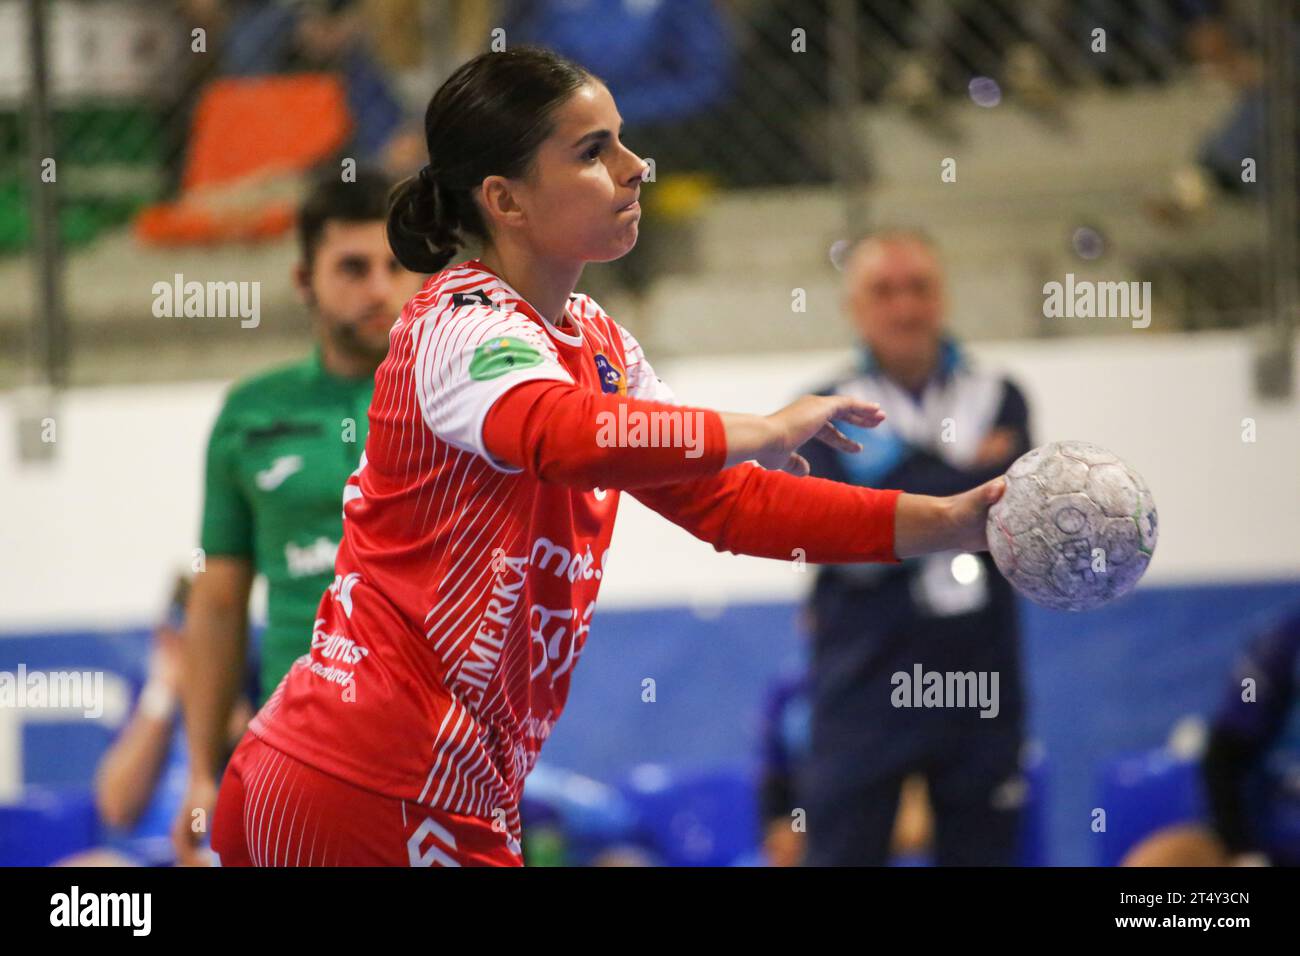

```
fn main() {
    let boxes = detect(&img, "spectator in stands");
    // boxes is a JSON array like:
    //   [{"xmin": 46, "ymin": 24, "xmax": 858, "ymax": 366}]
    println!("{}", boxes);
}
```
[
  {"xmin": 503, "ymin": 0, "xmax": 731, "ymax": 132},
  {"xmin": 502, "ymin": 0, "xmax": 736, "ymax": 290},
  {"xmin": 161, "ymin": 1, "xmax": 229, "ymax": 197},
  {"xmin": 57, "ymin": 576, "xmax": 255, "ymax": 867},
  {"xmin": 796, "ymin": 229, "xmax": 1032, "ymax": 866},
  {"xmin": 1123, "ymin": 606, "xmax": 1300, "ymax": 867},
  {"xmin": 218, "ymin": 0, "xmax": 423, "ymax": 172},
  {"xmin": 1143, "ymin": 2, "xmax": 1277, "ymax": 219}
]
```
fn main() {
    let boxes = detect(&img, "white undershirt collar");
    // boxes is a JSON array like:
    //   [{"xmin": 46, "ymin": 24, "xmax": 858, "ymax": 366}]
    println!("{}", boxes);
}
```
[
  {"xmin": 542, "ymin": 301, "xmax": 584, "ymax": 347},
  {"xmin": 466, "ymin": 258, "xmax": 584, "ymax": 347}
]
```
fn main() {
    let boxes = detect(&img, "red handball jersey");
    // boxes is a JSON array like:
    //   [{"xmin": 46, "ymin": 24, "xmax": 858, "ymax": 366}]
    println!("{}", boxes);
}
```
[{"xmin": 250, "ymin": 259, "xmax": 684, "ymax": 849}]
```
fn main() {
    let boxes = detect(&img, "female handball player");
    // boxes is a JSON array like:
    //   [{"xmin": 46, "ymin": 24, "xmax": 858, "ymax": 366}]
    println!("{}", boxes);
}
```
[{"xmin": 210, "ymin": 46, "xmax": 1006, "ymax": 867}]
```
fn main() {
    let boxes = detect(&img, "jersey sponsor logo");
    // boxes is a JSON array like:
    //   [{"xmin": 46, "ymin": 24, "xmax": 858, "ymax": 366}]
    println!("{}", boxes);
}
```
[
  {"xmin": 299, "ymin": 656, "xmax": 359, "ymax": 689},
  {"xmin": 310, "ymin": 619, "xmax": 371, "ymax": 665},
  {"xmin": 328, "ymin": 572, "xmax": 362, "ymax": 618},
  {"xmin": 592, "ymin": 352, "xmax": 627, "ymax": 395},
  {"xmin": 284, "ymin": 536, "xmax": 339, "ymax": 578},
  {"xmin": 530, "ymin": 536, "xmax": 607, "ymax": 582},
  {"xmin": 468, "ymin": 337, "xmax": 544, "ymax": 381},
  {"xmin": 444, "ymin": 554, "xmax": 527, "ymax": 707},
  {"xmin": 522, "ymin": 713, "xmax": 555, "ymax": 742},
  {"xmin": 255, "ymin": 454, "xmax": 303, "ymax": 491},
  {"xmin": 506, "ymin": 737, "xmax": 542, "ymax": 789},
  {"xmin": 528, "ymin": 601, "xmax": 594, "ymax": 682},
  {"xmin": 440, "ymin": 538, "xmax": 607, "ymax": 704}
]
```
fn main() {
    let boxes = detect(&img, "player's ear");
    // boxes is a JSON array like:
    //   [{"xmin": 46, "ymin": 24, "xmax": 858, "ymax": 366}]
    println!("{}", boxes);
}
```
[{"xmin": 478, "ymin": 176, "xmax": 527, "ymax": 231}]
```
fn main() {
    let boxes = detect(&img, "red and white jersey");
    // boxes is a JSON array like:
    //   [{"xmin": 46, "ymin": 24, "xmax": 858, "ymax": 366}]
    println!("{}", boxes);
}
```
[{"xmin": 250, "ymin": 259, "xmax": 674, "ymax": 847}]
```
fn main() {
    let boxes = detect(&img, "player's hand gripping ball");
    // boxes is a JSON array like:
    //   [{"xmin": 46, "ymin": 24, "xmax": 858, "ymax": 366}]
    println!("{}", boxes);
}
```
[{"xmin": 986, "ymin": 441, "xmax": 1157, "ymax": 611}]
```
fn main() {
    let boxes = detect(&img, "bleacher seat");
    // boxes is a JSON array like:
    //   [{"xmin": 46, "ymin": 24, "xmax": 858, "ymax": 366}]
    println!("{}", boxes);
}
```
[
  {"xmin": 619, "ymin": 763, "xmax": 759, "ymax": 867},
  {"xmin": 0, "ymin": 788, "xmax": 99, "ymax": 866},
  {"xmin": 1095, "ymin": 748, "xmax": 1205, "ymax": 867},
  {"xmin": 134, "ymin": 75, "xmax": 351, "ymax": 246}
]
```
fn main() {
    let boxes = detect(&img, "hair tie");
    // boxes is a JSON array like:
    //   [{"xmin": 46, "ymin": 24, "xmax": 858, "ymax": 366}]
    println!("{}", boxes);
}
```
[{"xmin": 418, "ymin": 164, "xmax": 438, "ymax": 189}]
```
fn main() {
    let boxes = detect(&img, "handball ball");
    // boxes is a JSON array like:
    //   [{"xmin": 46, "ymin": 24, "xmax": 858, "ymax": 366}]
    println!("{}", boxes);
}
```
[{"xmin": 987, "ymin": 441, "xmax": 1157, "ymax": 612}]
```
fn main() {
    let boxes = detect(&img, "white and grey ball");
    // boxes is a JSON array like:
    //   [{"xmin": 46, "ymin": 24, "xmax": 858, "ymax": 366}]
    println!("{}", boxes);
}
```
[{"xmin": 986, "ymin": 441, "xmax": 1157, "ymax": 612}]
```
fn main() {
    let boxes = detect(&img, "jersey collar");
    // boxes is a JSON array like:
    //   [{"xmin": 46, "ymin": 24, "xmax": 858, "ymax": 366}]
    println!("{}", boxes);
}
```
[{"xmin": 463, "ymin": 258, "xmax": 584, "ymax": 348}]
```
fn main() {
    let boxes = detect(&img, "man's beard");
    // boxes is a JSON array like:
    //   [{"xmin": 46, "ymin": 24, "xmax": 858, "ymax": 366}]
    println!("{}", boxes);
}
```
[{"xmin": 326, "ymin": 313, "xmax": 391, "ymax": 368}]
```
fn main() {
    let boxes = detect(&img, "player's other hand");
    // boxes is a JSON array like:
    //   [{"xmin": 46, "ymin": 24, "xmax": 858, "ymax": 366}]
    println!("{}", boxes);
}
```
[
  {"xmin": 741, "ymin": 395, "xmax": 885, "ymax": 475},
  {"xmin": 172, "ymin": 775, "xmax": 219, "ymax": 866}
]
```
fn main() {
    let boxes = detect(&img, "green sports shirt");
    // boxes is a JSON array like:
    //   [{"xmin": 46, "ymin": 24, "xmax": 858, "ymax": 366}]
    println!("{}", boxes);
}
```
[{"xmin": 200, "ymin": 347, "xmax": 373, "ymax": 703}]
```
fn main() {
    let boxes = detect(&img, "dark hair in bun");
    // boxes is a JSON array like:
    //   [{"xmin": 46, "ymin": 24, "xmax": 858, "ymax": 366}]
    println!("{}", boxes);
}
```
[{"xmin": 388, "ymin": 46, "xmax": 595, "ymax": 274}]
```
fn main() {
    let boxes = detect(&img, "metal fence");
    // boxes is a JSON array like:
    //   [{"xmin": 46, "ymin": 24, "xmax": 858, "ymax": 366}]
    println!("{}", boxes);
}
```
[{"xmin": 2, "ymin": 0, "xmax": 1294, "ymax": 390}]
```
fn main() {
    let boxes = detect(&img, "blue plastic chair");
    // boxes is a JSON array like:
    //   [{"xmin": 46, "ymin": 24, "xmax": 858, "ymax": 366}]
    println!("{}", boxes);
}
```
[
  {"xmin": 1095, "ymin": 748, "xmax": 1205, "ymax": 867},
  {"xmin": 0, "ymin": 788, "xmax": 100, "ymax": 866},
  {"xmin": 619, "ymin": 763, "xmax": 760, "ymax": 867},
  {"xmin": 521, "ymin": 763, "xmax": 643, "ymax": 865}
]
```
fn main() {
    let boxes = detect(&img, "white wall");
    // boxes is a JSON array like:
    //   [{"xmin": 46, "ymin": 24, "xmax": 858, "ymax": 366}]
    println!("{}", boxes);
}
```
[{"xmin": 2, "ymin": 330, "xmax": 1297, "ymax": 632}]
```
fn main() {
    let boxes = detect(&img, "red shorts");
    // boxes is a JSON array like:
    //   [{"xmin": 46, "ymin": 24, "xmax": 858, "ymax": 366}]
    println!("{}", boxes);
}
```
[{"xmin": 211, "ymin": 732, "xmax": 522, "ymax": 867}]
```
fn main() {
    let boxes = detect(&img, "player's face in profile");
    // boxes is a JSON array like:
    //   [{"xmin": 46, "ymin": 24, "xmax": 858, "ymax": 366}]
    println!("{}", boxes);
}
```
[
  {"xmin": 846, "ymin": 238, "xmax": 946, "ymax": 366},
  {"xmin": 301, "ymin": 220, "xmax": 425, "ymax": 362},
  {"xmin": 512, "ymin": 81, "xmax": 646, "ymax": 263}
]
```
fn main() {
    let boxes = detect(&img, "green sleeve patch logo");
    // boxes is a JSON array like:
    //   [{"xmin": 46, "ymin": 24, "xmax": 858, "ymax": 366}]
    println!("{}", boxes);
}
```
[{"xmin": 468, "ymin": 337, "xmax": 545, "ymax": 381}]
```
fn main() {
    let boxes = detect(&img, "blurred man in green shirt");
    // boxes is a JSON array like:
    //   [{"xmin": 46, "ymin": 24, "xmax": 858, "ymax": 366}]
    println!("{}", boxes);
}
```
[{"xmin": 173, "ymin": 168, "xmax": 426, "ymax": 864}]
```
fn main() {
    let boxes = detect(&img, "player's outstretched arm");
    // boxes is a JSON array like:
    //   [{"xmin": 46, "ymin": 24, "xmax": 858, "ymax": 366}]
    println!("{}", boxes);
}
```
[
  {"xmin": 893, "ymin": 478, "xmax": 1006, "ymax": 557},
  {"xmin": 632, "ymin": 459, "xmax": 1003, "ymax": 565},
  {"xmin": 484, "ymin": 382, "xmax": 1002, "ymax": 562},
  {"xmin": 724, "ymin": 395, "xmax": 1008, "ymax": 557},
  {"xmin": 482, "ymin": 382, "xmax": 883, "ymax": 489}
]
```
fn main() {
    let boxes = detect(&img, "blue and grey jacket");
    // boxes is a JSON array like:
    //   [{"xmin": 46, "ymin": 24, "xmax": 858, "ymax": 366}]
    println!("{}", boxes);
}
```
[{"xmin": 796, "ymin": 338, "xmax": 1031, "ymax": 782}]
